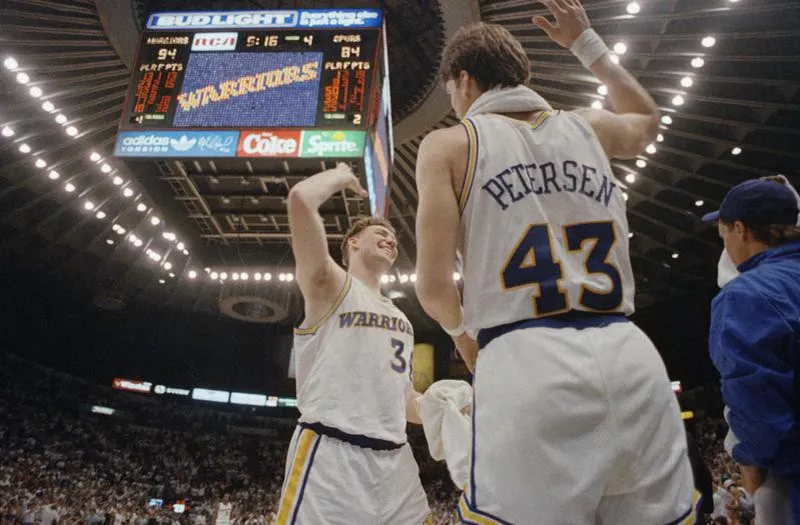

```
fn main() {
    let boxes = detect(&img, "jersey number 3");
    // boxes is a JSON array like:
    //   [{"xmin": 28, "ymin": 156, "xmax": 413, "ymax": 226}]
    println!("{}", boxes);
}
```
[
  {"xmin": 501, "ymin": 221, "xmax": 622, "ymax": 316},
  {"xmin": 390, "ymin": 338, "xmax": 413, "ymax": 381}
]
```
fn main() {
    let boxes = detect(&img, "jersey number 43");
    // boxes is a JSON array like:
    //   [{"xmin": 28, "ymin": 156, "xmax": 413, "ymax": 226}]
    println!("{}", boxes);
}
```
[{"xmin": 502, "ymin": 221, "xmax": 623, "ymax": 316}]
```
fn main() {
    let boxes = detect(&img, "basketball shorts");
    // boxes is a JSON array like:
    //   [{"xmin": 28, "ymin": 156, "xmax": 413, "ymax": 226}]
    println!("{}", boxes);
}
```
[
  {"xmin": 276, "ymin": 424, "xmax": 431, "ymax": 525},
  {"xmin": 459, "ymin": 318, "xmax": 697, "ymax": 525}
]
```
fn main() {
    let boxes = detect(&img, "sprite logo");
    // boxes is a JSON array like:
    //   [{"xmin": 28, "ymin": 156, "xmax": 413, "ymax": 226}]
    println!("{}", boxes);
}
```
[{"xmin": 300, "ymin": 130, "xmax": 365, "ymax": 158}]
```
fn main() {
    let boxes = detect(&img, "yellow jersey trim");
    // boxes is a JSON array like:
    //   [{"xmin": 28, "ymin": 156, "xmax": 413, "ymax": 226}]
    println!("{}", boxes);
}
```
[
  {"xmin": 294, "ymin": 275, "xmax": 352, "ymax": 336},
  {"xmin": 276, "ymin": 428, "xmax": 320, "ymax": 525},
  {"xmin": 458, "ymin": 118, "xmax": 479, "ymax": 214}
]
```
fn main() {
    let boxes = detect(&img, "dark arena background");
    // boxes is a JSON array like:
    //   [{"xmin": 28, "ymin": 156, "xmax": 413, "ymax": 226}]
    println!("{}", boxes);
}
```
[{"xmin": 1, "ymin": 1, "xmax": 799, "ymax": 523}]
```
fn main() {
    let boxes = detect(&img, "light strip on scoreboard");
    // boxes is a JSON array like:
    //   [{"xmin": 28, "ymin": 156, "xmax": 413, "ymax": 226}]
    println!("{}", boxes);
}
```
[{"xmin": 192, "ymin": 388, "xmax": 230, "ymax": 403}]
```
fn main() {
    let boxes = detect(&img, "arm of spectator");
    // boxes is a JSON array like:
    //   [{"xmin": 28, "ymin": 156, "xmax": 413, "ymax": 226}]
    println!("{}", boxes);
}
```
[{"xmin": 709, "ymin": 283, "xmax": 795, "ymax": 469}]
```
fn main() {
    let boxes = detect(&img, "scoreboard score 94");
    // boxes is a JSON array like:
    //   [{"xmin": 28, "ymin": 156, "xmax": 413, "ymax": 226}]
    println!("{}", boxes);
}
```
[
  {"xmin": 115, "ymin": 9, "xmax": 394, "ymax": 217},
  {"xmin": 121, "ymin": 10, "xmax": 383, "ymax": 130}
]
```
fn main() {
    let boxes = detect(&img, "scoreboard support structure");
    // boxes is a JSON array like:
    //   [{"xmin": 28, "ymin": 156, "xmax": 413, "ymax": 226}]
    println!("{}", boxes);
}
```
[{"xmin": 115, "ymin": 9, "xmax": 393, "ymax": 219}]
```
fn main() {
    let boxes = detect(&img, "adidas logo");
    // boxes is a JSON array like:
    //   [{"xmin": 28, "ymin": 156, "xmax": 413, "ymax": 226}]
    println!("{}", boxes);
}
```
[{"xmin": 170, "ymin": 135, "xmax": 197, "ymax": 151}]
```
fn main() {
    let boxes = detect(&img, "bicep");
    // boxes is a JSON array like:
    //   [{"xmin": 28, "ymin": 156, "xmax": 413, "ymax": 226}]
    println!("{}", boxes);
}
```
[{"xmin": 572, "ymin": 108, "xmax": 657, "ymax": 159}]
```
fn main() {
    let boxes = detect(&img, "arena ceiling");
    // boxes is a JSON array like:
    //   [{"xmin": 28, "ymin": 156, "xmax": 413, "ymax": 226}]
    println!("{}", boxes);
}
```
[{"xmin": 1, "ymin": 0, "xmax": 799, "ymax": 332}]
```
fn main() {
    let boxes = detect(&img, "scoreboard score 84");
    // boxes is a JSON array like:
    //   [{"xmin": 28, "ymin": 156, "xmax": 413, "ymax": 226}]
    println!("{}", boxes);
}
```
[{"xmin": 120, "ymin": 9, "xmax": 384, "ymax": 131}]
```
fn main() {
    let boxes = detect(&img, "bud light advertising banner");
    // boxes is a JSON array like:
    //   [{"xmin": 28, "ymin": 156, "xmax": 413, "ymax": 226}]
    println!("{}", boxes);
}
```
[{"xmin": 173, "ymin": 52, "xmax": 323, "ymax": 128}]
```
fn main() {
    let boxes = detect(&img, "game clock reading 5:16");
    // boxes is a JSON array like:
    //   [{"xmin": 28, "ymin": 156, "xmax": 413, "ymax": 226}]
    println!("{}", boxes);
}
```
[{"xmin": 244, "ymin": 34, "xmax": 315, "ymax": 48}]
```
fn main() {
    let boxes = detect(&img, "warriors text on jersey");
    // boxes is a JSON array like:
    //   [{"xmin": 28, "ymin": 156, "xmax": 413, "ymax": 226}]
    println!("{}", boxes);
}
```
[
  {"xmin": 458, "ymin": 111, "xmax": 636, "ymax": 332},
  {"xmin": 293, "ymin": 275, "xmax": 414, "ymax": 444}
]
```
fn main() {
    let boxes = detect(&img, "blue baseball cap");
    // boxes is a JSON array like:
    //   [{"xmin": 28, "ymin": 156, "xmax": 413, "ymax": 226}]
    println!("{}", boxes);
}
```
[{"xmin": 701, "ymin": 179, "xmax": 799, "ymax": 226}]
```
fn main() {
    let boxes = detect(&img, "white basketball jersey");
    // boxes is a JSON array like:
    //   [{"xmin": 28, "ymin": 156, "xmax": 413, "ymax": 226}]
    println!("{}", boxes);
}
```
[
  {"xmin": 215, "ymin": 503, "xmax": 232, "ymax": 525},
  {"xmin": 293, "ymin": 275, "xmax": 414, "ymax": 444},
  {"xmin": 459, "ymin": 111, "xmax": 635, "ymax": 333}
]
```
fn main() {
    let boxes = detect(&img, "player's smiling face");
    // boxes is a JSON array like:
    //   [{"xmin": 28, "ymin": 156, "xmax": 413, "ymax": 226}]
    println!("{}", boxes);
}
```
[{"xmin": 358, "ymin": 225, "xmax": 398, "ymax": 266}]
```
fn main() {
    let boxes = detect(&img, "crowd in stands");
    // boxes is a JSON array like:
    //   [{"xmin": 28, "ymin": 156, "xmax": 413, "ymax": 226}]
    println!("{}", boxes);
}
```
[{"xmin": 0, "ymin": 353, "xmax": 749, "ymax": 525}]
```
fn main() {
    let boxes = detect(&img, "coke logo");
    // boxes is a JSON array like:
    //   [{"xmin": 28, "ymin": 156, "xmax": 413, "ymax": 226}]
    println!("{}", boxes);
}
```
[{"xmin": 238, "ymin": 131, "xmax": 301, "ymax": 157}]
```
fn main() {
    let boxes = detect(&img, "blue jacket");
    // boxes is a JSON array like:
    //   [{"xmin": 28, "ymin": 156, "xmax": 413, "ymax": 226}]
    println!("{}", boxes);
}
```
[{"xmin": 709, "ymin": 240, "xmax": 800, "ymax": 474}]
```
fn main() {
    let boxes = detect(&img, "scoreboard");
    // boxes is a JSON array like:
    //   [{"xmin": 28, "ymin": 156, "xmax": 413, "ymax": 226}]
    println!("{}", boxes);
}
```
[{"xmin": 114, "ymin": 9, "xmax": 393, "ymax": 216}]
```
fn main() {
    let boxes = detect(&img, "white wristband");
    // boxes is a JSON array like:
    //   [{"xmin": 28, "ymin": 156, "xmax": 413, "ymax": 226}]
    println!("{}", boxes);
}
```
[
  {"xmin": 442, "ymin": 322, "xmax": 467, "ymax": 338},
  {"xmin": 570, "ymin": 28, "xmax": 609, "ymax": 69}
]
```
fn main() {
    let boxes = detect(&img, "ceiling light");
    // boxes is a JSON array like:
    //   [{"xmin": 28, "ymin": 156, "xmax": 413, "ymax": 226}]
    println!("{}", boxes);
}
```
[
  {"xmin": 117, "ymin": 227, "xmax": 126, "ymax": 235},
  {"xmin": 264, "ymin": 272, "xmax": 273, "ymax": 281},
  {"xmin": 150, "ymin": 216, "xmax": 160, "ymax": 226},
  {"xmin": 613, "ymin": 42, "xmax": 627, "ymax": 55},
  {"xmin": 90, "ymin": 152, "xmax": 101, "ymax": 162},
  {"xmin": 41, "ymin": 101, "xmax": 55, "ymax": 112},
  {"xmin": 646, "ymin": 144, "xmax": 657, "ymax": 154},
  {"xmin": 380, "ymin": 275, "xmax": 389, "ymax": 284},
  {"xmin": 66, "ymin": 126, "xmax": 78, "ymax": 137},
  {"xmin": 64, "ymin": 183, "xmax": 76, "ymax": 193},
  {"xmin": 112, "ymin": 176, "xmax": 123, "ymax": 186},
  {"xmin": 671, "ymin": 253, "xmax": 680, "ymax": 260},
  {"xmin": 162, "ymin": 232, "xmax": 176, "ymax": 241},
  {"xmin": 609, "ymin": 54, "xmax": 620, "ymax": 65},
  {"xmin": 680, "ymin": 77, "xmax": 694, "ymax": 88},
  {"xmin": 591, "ymin": 100, "xmax": 603, "ymax": 110},
  {"xmin": 133, "ymin": 238, "xmax": 144, "ymax": 247},
  {"xmin": 158, "ymin": 279, "xmax": 166, "ymax": 285},
  {"xmin": 625, "ymin": 173, "xmax": 636, "ymax": 184},
  {"xmin": 188, "ymin": 270, "xmax": 198, "ymax": 279},
  {"xmin": 626, "ymin": 2, "xmax": 640, "ymax": 15},
  {"xmin": 691, "ymin": 57, "xmax": 705, "ymax": 69},
  {"xmin": 701, "ymin": 36, "xmax": 716, "ymax": 48},
  {"xmin": 176, "ymin": 242, "xmax": 185, "ymax": 251},
  {"xmin": 597, "ymin": 85, "xmax": 608, "ymax": 96},
  {"xmin": 410, "ymin": 273, "xmax": 417, "ymax": 283},
  {"xmin": 55, "ymin": 114, "xmax": 67, "ymax": 125},
  {"xmin": 636, "ymin": 159, "xmax": 647, "ymax": 168},
  {"xmin": 232, "ymin": 273, "xmax": 240, "ymax": 281},
  {"xmin": 731, "ymin": 147, "xmax": 742, "ymax": 156},
  {"xmin": 453, "ymin": 272, "xmax": 462, "ymax": 281},
  {"xmin": 122, "ymin": 188, "xmax": 133, "ymax": 198},
  {"xmin": 48, "ymin": 170, "xmax": 60, "ymax": 180},
  {"xmin": 3, "ymin": 57, "xmax": 18, "ymax": 70},
  {"xmin": 137, "ymin": 203, "xmax": 147, "ymax": 212},
  {"xmin": 101, "ymin": 163, "xmax": 112, "ymax": 173},
  {"xmin": 623, "ymin": 192, "xmax": 629, "ymax": 201},
  {"xmin": 168, "ymin": 273, "xmax": 175, "ymax": 278},
  {"xmin": 389, "ymin": 275, "xmax": 397, "ymax": 283},
  {"xmin": 29, "ymin": 87, "xmax": 43, "ymax": 98},
  {"xmin": 19, "ymin": 143, "xmax": 31, "ymax": 154},
  {"xmin": 286, "ymin": 273, "xmax": 294, "ymax": 282},
  {"xmin": 35, "ymin": 158, "xmax": 47, "ymax": 169},
  {"xmin": 210, "ymin": 272, "xmax": 219, "ymax": 280},
  {"xmin": 672, "ymin": 95, "xmax": 685, "ymax": 106},
  {"xmin": 241, "ymin": 273, "xmax": 249, "ymax": 281},
  {"xmin": 83, "ymin": 201, "xmax": 95, "ymax": 211},
  {"xmin": 1, "ymin": 126, "xmax": 14, "ymax": 137},
  {"xmin": 16, "ymin": 72, "xmax": 30, "ymax": 84},
  {"xmin": 657, "ymin": 134, "xmax": 664, "ymax": 142},
  {"xmin": 220, "ymin": 272, "xmax": 228, "ymax": 280},
  {"xmin": 628, "ymin": 232, "xmax": 634, "ymax": 239},
  {"xmin": 163, "ymin": 262, "xmax": 173, "ymax": 271},
  {"xmin": 695, "ymin": 200, "xmax": 704, "ymax": 207},
  {"xmin": 254, "ymin": 272, "xmax": 262, "ymax": 281},
  {"xmin": 182, "ymin": 249, "xmax": 189, "ymax": 255},
  {"xmin": 661, "ymin": 115, "xmax": 673, "ymax": 125},
  {"xmin": 95, "ymin": 211, "xmax": 106, "ymax": 220},
  {"xmin": 399, "ymin": 274, "xmax": 409, "ymax": 283},
  {"xmin": 106, "ymin": 239, "xmax": 114, "ymax": 245}
]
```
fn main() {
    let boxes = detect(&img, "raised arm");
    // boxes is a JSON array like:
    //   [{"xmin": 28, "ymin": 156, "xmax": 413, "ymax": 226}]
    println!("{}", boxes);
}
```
[
  {"xmin": 288, "ymin": 164, "xmax": 367, "ymax": 315},
  {"xmin": 534, "ymin": 0, "xmax": 659, "ymax": 158}
]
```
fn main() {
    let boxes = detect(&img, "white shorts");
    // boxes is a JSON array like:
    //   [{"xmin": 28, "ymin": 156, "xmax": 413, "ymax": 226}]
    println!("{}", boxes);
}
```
[
  {"xmin": 276, "ymin": 424, "xmax": 431, "ymax": 525},
  {"xmin": 459, "ymin": 319, "xmax": 697, "ymax": 525}
]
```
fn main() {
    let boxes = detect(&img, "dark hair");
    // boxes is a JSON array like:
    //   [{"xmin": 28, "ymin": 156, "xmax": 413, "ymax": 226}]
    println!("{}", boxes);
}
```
[
  {"xmin": 340, "ymin": 216, "xmax": 395, "ymax": 267},
  {"xmin": 721, "ymin": 220, "xmax": 800, "ymax": 246},
  {"xmin": 441, "ymin": 22, "xmax": 531, "ymax": 91},
  {"xmin": 712, "ymin": 518, "xmax": 729, "ymax": 525}
]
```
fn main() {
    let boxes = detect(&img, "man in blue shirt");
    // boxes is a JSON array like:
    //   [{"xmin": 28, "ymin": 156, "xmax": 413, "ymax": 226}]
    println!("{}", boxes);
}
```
[{"xmin": 703, "ymin": 177, "xmax": 800, "ymax": 524}]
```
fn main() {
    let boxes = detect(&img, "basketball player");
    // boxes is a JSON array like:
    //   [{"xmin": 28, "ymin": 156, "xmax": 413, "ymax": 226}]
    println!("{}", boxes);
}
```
[
  {"xmin": 275, "ymin": 163, "xmax": 431, "ymax": 524},
  {"xmin": 414, "ymin": 1, "xmax": 695, "ymax": 523},
  {"xmin": 213, "ymin": 494, "xmax": 232, "ymax": 525}
]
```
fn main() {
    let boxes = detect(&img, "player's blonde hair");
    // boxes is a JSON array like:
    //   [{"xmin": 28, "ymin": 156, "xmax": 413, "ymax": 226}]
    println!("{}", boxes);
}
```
[
  {"xmin": 340, "ymin": 216, "xmax": 396, "ymax": 267},
  {"xmin": 441, "ymin": 22, "xmax": 531, "ymax": 91}
]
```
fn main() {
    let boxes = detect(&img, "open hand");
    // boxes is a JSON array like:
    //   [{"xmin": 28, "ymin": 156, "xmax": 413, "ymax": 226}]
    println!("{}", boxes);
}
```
[
  {"xmin": 533, "ymin": 0, "xmax": 591, "ymax": 49},
  {"xmin": 331, "ymin": 163, "xmax": 368, "ymax": 198}
]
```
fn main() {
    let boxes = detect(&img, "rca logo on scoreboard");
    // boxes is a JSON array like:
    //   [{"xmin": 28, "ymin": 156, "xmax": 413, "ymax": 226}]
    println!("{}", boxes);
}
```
[
  {"xmin": 191, "ymin": 32, "xmax": 238, "ymax": 51},
  {"xmin": 237, "ymin": 130, "xmax": 301, "ymax": 157}
]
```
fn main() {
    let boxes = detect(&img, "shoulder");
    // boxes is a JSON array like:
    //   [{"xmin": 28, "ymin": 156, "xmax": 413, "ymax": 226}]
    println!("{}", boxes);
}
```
[{"xmin": 419, "ymin": 125, "xmax": 469, "ymax": 154}]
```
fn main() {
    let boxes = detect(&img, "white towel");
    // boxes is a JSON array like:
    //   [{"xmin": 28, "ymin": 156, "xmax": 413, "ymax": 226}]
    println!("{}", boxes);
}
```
[
  {"xmin": 417, "ymin": 380, "xmax": 473, "ymax": 489},
  {"xmin": 465, "ymin": 85, "xmax": 552, "ymax": 118}
]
